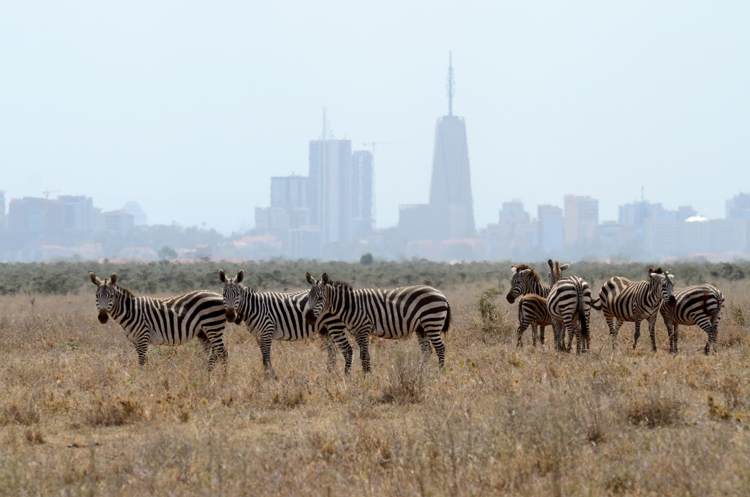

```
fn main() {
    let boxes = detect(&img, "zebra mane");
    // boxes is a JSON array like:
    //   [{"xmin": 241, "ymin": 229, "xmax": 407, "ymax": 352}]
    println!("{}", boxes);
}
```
[
  {"xmin": 649, "ymin": 267, "xmax": 664, "ymax": 274},
  {"xmin": 114, "ymin": 283, "xmax": 135, "ymax": 299},
  {"xmin": 514, "ymin": 264, "xmax": 541, "ymax": 282},
  {"xmin": 326, "ymin": 279, "xmax": 351, "ymax": 289}
]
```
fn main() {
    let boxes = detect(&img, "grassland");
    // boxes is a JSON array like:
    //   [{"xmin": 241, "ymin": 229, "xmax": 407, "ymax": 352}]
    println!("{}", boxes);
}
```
[{"xmin": 1, "ymin": 274, "xmax": 749, "ymax": 496}]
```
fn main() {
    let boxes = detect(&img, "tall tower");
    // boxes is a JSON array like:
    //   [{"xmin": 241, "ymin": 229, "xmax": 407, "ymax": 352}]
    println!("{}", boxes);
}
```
[
  {"xmin": 308, "ymin": 132, "xmax": 352, "ymax": 245},
  {"xmin": 428, "ymin": 53, "xmax": 475, "ymax": 239}
]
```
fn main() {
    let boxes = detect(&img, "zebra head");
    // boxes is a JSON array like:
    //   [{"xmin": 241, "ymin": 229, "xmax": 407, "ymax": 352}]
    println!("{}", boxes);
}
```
[
  {"xmin": 89, "ymin": 272, "xmax": 117, "ymax": 324},
  {"xmin": 506, "ymin": 265, "xmax": 535, "ymax": 303},
  {"xmin": 547, "ymin": 259, "xmax": 572, "ymax": 286},
  {"xmin": 303, "ymin": 272, "xmax": 329, "ymax": 325},
  {"xmin": 649, "ymin": 268, "xmax": 676, "ymax": 307},
  {"xmin": 219, "ymin": 269, "xmax": 244, "ymax": 323}
]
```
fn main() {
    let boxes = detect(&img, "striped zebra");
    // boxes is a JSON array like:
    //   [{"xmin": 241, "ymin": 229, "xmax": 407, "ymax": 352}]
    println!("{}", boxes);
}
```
[
  {"xmin": 508, "ymin": 262, "xmax": 570, "ymax": 346},
  {"xmin": 660, "ymin": 284, "xmax": 724, "ymax": 355},
  {"xmin": 546, "ymin": 261, "xmax": 594, "ymax": 353},
  {"xmin": 219, "ymin": 270, "xmax": 352, "ymax": 378},
  {"xmin": 303, "ymin": 273, "xmax": 451, "ymax": 373},
  {"xmin": 594, "ymin": 268, "xmax": 676, "ymax": 351},
  {"xmin": 512, "ymin": 260, "xmax": 571, "ymax": 347},
  {"xmin": 89, "ymin": 272, "xmax": 228, "ymax": 371}
]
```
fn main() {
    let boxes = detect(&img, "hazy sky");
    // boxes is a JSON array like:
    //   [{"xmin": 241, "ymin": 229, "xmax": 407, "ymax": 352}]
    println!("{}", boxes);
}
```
[{"xmin": 2, "ymin": 1, "xmax": 749, "ymax": 235}]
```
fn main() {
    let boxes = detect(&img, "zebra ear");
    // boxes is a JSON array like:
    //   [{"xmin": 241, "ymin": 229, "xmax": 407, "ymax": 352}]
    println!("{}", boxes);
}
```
[
  {"xmin": 237, "ymin": 270, "xmax": 244, "ymax": 283},
  {"xmin": 305, "ymin": 272, "xmax": 315, "ymax": 285},
  {"xmin": 511, "ymin": 266, "xmax": 517, "ymax": 273},
  {"xmin": 548, "ymin": 259, "xmax": 554, "ymax": 270},
  {"xmin": 219, "ymin": 269, "xmax": 226, "ymax": 283},
  {"xmin": 322, "ymin": 273, "xmax": 330, "ymax": 284},
  {"xmin": 560, "ymin": 263, "xmax": 572, "ymax": 271},
  {"xmin": 110, "ymin": 273, "xmax": 118, "ymax": 285},
  {"xmin": 89, "ymin": 272, "xmax": 101, "ymax": 285}
]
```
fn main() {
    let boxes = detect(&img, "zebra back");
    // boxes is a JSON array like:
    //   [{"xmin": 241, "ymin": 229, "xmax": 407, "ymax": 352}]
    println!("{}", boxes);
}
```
[{"xmin": 660, "ymin": 284, "xmax": 724, "ymax": 326}]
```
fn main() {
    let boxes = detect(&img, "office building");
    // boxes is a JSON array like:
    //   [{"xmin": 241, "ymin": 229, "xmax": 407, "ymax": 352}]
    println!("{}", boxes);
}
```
[
  {"xmin": 308, "ymin": 138, "xmax": 352, "ymax": 244},
  {"xmin": 564, "ymin": 195, "xmax": 598, "ymax": 246},
  {"xmin": 351, "ymin": 150, "xmax": 374, "ymax": 237}
]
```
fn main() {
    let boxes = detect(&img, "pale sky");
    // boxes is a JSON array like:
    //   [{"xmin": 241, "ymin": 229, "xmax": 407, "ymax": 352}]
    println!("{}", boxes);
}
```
[{"xmin": 2, "ymin": 1, "xmax": 749, "ymax": 235}]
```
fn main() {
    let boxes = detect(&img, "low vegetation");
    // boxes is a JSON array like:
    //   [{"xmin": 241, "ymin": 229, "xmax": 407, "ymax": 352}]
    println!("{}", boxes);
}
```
[{"xmin": 0, "ymin": 265, "xmax": 748, "ymax": 495}]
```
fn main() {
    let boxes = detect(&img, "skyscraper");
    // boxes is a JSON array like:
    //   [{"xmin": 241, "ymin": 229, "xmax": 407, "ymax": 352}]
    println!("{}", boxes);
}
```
[
  {"xmin": 0, "ymin": 191, "xmax": 6, "ymax": 231},
  {"xmin": 564, "ymin": 195, "xmax": 599, "ymax": 246},
  {"xmin": 308, "ymin": 138, "xmax": 352, "ymax": 244},
  {"xmin": 428, "ymin": 53, "xmax": 475, "ymax": 240},
  {"xmin": 351, "ymin": 150, "xmax": 374, "ymax": 237}
]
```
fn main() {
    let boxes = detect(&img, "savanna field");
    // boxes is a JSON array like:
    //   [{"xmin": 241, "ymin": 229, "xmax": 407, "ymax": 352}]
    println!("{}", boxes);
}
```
[{"xmin": 1, "ymin": 261, "xmax": 749, "ymax": 496}]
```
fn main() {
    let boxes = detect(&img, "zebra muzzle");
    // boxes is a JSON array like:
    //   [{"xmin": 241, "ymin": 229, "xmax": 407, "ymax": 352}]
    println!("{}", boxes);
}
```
[
  {"xmin": 506, "ymin": 294, "xmax": 516, "ymax": 304},
  {"xmin": 226, "ymin": 308, "xmax": 236, "ymax": 323},
  {"xmin": 97, "ymin": 310, "xmax": 109, "ymax": 324},
  {"xmin": 304, "ymin": 309, "xmax": 317, "ymax": 326}
]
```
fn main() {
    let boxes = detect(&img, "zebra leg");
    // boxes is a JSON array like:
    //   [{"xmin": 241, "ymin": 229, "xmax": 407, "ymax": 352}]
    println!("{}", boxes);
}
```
[
  {"xmin": 329, "ymin": 329, "xmax": 353, "ymax": 375},
  {"xmin": 632, "ymin": 320, "xmax": 642, "ymax": 350},
  {"xmin": 665, "ymin": 319, "xmax": 676, "ymax": 354},
  {"xmin": 321, "ymin": 331, "xmax": 338, "ymax": 373},
  {"xmin": 357, "ymin": 329, "xmax": 372, "ymax": 374},
  {"xmin": 672, "ymin": 324, "xmax": 679, "ymax": 354},
  {"xmin": 206, "ymin": 334, "xmax": 228, "ymax": 372},
  {"xmin": 418, "ymin": 331, "xmax": 432, "ymax": 362},
  {"xmin": 136, "ymin": 336, "xmax": 149, "ymax": 366},
  {"xmin": 698, "ymin": 321, "xmax": 714, "ymax": 355},
  {"xmin": 516, "ymin": 320, "xmax": 528, "ymax": 347},
  {"xmin": 539, "ymin": 325, "xmax": 545, "ymax": 346},
  {"xmin": 648, "ymin": 317, "xmax": 657, "ymax": 352},
  {"xmin": 259, "ymin": 331, "xmax": 277, "ymax": 379},
  {"xmin": 605, "ymin": 315, "xmax": 617, "ymax": 348},
  {"xmin": 427, "ymin": 332, "xmax": 446, "ymax": 369}
]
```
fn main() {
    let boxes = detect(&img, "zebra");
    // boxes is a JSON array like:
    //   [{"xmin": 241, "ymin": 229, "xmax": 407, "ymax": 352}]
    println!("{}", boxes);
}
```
[
  {"xmin": 508, "ymin": 262, "xmax": 570, "ymax": 346},
  {"xmin": 660, "ymin": 284, "xmax": 724, "ymax": 355},
  {"xmin": 594, "ymin": 268, "xmax": 676, "ymax": 351},
  {"xmin": 89, "ymin": 272, "xmax": 228, "ymax": 371},
  {"xmin": 303, "ymin": 272, "xmax": 451, "ymax": 373},
  {"xmin": 546, "ymin": 261, "xmax": 594, "ymax": 353},
  {"xmin": 219, "ymin": 269, "xmax": 353, "ymax": 378}
]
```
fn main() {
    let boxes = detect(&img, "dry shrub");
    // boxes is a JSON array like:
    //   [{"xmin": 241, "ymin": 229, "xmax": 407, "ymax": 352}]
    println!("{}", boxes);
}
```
[
  {"xmin": 87, "ymin": 397, "xmax": 143, "ymax": 426},
  {"xmin": 719, "ymin": 325, "xmax": 745, "ymax": 348},
  {"xmin": 136, "ymin": 433, "xmax": 196, "ymax": 484},
  {"xmin": 380, "ymin": 349, "xmax": 426, "ymax": 404},
  {"xmin": 719, "ymin": 374, "xmax": 745, "ymax": 410},
  {"xmin": 625, "ymin": 391, "xmax": 683, "ymax": 428},
  {"xmin": 25, "ymin": 428, "xmax": 45, "ymax": 445},
  {"xmin": 1, "ymin": 392, "xmax": 41, "ymax": 426}
]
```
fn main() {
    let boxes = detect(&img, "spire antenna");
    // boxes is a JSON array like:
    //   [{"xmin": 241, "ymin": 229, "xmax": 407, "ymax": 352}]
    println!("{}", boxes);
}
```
[{"xmin": 446, "ymin": 52, "xmax": 454, "ymax": 116}]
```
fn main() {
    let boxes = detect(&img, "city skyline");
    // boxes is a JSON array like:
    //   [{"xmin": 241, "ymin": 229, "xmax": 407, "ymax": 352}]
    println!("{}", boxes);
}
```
[{"xmin": 2, "ymin": 2, "xmax": 748, "ymax": 236}]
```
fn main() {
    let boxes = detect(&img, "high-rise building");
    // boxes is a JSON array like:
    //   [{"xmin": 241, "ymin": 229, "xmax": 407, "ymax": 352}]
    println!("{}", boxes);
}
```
[
  {"xmin": 351, "ymin": 150, "xmax": 374, "ymax": 237},
  {"xmin": 427, "ymin": 53, "xmax": 475, "ymax": 240},
  {"xmin": 308, "ymin": 138, "xmax": 352, "ymax": 244},
  {"xmin": 538, "ymin": 205, "xmax": 564, "ymax": 253},
  {"xmin": 0, "ymin": 191, "xmax": 6, "ymax": 231},
  {"xmin": 726, "ymin": 193, "xmax": 750, "ymax": 219},
  {"xmin": 59, "ymin": 195, "xmax": 96, "ymax": 232},
  {"xmin": 564, "ymin": 195, "xmax": 598, "ymax": 246},
  {"xmin": 271, "ymin": 176, "xmax": 308, "ymax": 209},
  {"xmin": 8, "ymin": 196, "xmax": 64, "ymax": 239}
]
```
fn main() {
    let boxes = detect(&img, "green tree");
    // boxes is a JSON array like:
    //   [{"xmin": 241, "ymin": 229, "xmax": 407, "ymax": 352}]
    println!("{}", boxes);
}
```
[{"xmin": 158, "ymin": 246, "xmax": 178, "ymax": 261}]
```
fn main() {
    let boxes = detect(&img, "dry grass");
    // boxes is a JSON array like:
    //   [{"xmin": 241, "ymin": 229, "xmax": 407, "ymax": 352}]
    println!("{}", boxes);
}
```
[{"xmin": 1, "ymin": 280, "xmax": 749, "ymax": 496}]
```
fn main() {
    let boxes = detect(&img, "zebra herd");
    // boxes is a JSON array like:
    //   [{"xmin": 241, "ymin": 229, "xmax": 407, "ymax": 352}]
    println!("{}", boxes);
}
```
[
  {"xmin": 508, "ymin": 260, "xmax": 724, "ymax": 355},
  {"xmin": 89, "ymin": 261, "xmax": 725, "ymax": 375},
  {"xmin": 89, "ymin": 270, "xmax": 450, "ymax": 375}
]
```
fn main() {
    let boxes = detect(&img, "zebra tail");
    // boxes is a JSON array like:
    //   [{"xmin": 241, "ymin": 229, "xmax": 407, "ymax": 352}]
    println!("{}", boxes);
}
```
[
  {"xmin": 590, "ymin": 296, "xmax": 602, "ymax": 311},
  {"xmin": 578, "ymin": 288, "xmax": 589, "ymax": 339},
  {"xmin": 443, "ymin": 303, "xmax": 452, "ymax": 334}
]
